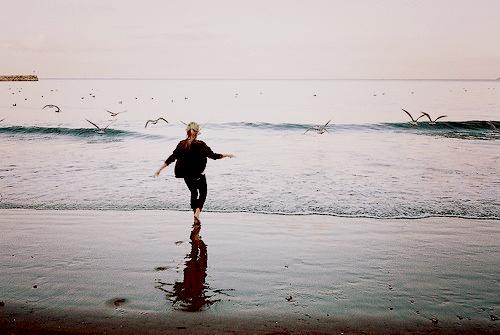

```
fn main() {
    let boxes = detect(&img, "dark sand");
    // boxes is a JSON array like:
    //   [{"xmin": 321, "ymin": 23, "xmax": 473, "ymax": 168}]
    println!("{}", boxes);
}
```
[
  {"xmin": 0, "ymin": 209, "xmax": 498, "ymax": 334},
  {"xmin": 1, "ymin": 304, "xmax": 496, "ymax": 334}
]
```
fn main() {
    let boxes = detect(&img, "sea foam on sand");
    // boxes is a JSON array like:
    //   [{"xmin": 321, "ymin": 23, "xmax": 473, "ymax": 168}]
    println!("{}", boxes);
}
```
[{"xmin": 0, "ymin": 209, "xmax": 498, "ymax": 334}]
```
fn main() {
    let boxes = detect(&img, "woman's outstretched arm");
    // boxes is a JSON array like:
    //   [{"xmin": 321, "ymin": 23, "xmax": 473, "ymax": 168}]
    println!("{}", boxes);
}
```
[
  {"xmin": 154, "ymin": 162, "xmax": 168, "ymax": 177},
  {"xmin": 155, "ymin": 143, "xmax": 181, "ymax": 176},
  {"xmin": 202, "ymin": 142, "xmax": 235, "ymax": 160}
]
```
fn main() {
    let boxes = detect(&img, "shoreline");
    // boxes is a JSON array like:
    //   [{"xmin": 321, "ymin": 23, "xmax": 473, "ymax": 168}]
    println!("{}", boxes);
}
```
[{"xmin": 1, "ymin": 209, "xmax": 498, "ymax": 334}]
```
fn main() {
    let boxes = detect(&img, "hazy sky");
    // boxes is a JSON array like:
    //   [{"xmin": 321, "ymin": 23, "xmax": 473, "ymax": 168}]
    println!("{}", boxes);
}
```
[{"xmin": 1, "ymin": 0, "xmax": 499, "ymax": 79}]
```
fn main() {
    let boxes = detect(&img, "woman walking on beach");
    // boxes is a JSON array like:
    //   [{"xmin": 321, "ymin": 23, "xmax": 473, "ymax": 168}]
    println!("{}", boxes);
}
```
[{"xmin": 154, "ymin": 122, "xmax": 234, "ymax": 223}]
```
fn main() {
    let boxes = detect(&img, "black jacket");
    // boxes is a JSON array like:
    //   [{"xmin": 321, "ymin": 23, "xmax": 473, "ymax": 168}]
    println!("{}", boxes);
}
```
[{"xmin": 165, "ymin": 140, "xmax": 223, "ymax": 178}]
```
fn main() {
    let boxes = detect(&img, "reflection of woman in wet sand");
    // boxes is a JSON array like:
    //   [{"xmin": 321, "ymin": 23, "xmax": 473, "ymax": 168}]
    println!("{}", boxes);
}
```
[
  {"xmin": 155, "ymin": 122, "xmax": 234, "ymax": 223},
  {"xmin": 170, "ymin": 224, "xmax": 211, "ymax": 312}
]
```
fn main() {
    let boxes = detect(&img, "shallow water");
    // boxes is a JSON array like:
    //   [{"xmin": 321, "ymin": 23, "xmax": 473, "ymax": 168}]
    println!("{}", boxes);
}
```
[{"xmin": 0, "ymin": 79, "xmax": 499, "ymax": 218}]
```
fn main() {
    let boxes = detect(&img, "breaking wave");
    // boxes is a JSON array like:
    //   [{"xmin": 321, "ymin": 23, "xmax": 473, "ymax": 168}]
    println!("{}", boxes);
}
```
[{"xmin": 0, "ymin": 126, "xmax": 160, "ymax": 139}]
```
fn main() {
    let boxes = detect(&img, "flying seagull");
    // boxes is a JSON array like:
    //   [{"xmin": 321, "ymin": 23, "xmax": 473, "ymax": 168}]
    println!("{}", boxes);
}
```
[
  {"xmin": 420, "ymin": 112, "xmax": 447, "ymax": 124},
  {"xmin": 106, "ymin": 109, "xmax": 127, "ymax": 117},
  {"xmin": 0, "ymin": 118, "xmax": 5, "ymax": 123},
  {"xmin": 487, "ymin": 121, "xmax": 498, "ymax": 131},
  {"xmin": 401, "ymin": 109, "xmax": 425, "ymax": 125},
  {"xmin": 85, "ymin": 119, "xmax": 115, "ymax": 134},
  {"xmin": 145, "ymin": 117, "xmax": 168, "ymax": 128},
  {"xmin": 304, "ymin": 120, "xmax": 332, "ymax": 134},
  {"xmin": 42, "ymin": 104, "xmax": 61, "ymax": 113}
]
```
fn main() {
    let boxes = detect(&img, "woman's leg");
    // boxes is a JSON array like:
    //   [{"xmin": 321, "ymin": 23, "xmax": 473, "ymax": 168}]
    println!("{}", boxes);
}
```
[
  {"xmin": 194, "ymin": 175, "xmax": 207, "ymax": 222},
  {"xmin": 184, "ymin": 177, "xmax": 198, "ymax": 211},
  {"xmin": 197, "ymin": 175, "xmax": 208, "ymax": 211}
]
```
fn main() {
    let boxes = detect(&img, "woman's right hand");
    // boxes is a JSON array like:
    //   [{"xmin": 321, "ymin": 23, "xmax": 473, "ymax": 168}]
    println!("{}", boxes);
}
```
[{"xmin": 154, "ymin": 163, "xmax": 168, "ymax": 177}]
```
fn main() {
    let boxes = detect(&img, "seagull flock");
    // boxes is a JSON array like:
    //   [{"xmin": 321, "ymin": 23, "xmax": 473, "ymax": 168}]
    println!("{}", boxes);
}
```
[
  {"xmin": 1, "ymin": 105, "xmax": 492, "ymax": 135},
  {"xmin": 2, "ymin": 100, "xmax": 496, "ymax": 135},
  {"xmin": 40, "ymin": 104, "xmax": 169, "ymax": 134},
  {"xmin": 401, "ymin": 109, "xmax": 447, "ymax": 125},
  {"xmin": 39, "ymin": 105, "xmax": 169, "ymax": 134},
  {"xmin": 307, "ymin": 109, "xmax": 451, "ymax": 135},
  {"xmin": 1, "ymin": 85, "xmax": 497, "ymax": 134},
  {"xmin": 1, "ymin": 86, "xmax": 176, "ymax": 134}
]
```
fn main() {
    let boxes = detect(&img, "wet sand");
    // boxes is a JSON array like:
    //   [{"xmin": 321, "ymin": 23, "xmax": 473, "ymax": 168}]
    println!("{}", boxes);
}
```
[{"xmin": 0, "ymin": 209, "xmax": 498, "ymax": 334}]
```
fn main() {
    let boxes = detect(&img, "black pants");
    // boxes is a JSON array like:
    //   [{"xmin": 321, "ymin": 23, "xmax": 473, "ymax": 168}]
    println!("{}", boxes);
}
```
[{"xmin": 184, "ymin": 175, "xmax": 207, "ymax": 211}]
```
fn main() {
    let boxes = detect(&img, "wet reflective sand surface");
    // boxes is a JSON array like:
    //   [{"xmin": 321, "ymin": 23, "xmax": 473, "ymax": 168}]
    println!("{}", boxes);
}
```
[{"xmin": 0, "ymin": 209, "xmax": 498, "ymax": 333}]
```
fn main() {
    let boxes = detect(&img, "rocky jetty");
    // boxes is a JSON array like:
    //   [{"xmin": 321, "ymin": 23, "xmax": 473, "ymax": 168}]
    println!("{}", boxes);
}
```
[{"xmin": 0, "ymin": 75, "xmax": 38, "ymax": 81}]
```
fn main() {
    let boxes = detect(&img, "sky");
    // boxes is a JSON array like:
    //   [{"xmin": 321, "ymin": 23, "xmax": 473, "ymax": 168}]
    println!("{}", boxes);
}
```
[{"xmin": 1, "ymin": 0, "xmax": 499, "ymax": 79}]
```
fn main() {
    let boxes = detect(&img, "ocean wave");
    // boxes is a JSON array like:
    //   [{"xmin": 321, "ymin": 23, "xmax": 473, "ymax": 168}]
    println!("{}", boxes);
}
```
[
  {"xmin": 221, "ymin": 122, "xmax": 308, "ymax": 131},
  {"xmin": 1, "ymin": 121, "xmax": 498, "ymax": 140},
  {"xmin": 383, "ymin": 121, "xmax": 500, "ymax": 140},
  {"xmin": 1, "ymin": 202, "xmax": 498, "ymax": 220},
  {"xmin": 218, "ymin": 121, "xmax": 500, "ymax": 140},
  {"xmin": 0, "ymin": 126, "xmax": 161, "ymax": 139},
  {"xmin": 221, "ymin": 120, "xmax": 499, "ymax": 131}
]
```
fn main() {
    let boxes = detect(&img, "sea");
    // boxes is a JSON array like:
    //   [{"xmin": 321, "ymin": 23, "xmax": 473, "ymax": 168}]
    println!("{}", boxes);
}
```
[{"xmin": 0, "ymin": 79, "xmax": 499, "ymax": 219}]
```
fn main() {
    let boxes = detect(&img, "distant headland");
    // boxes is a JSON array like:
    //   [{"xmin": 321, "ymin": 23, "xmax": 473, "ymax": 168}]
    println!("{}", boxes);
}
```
[{"xmin": 0, "ymin": 75, "xmax": 38, "ymax": 81}]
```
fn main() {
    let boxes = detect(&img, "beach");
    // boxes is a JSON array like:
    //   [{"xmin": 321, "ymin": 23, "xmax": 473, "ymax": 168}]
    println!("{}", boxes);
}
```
[
  {"xmin": 3, "ymin": 0, "xmax": 500, "ymax": 333},
  {"xmin": 1, "ymin": 78, "xmax": 498, "ymax": 333},
  {"xmin": 1, "ymin": 209, "xmax": 498, "ymax": 334}
]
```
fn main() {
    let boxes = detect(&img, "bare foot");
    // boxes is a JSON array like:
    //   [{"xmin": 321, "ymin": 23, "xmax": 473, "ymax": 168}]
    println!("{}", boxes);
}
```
[{"xmin": 194, "ymin": 208, "xmax": 201, "ymax": 224}]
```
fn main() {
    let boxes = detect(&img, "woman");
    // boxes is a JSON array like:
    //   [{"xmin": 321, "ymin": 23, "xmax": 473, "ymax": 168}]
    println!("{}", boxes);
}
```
[{"xmin": 154, "ymin": 122, "xmax": 234, "ymax": 223}]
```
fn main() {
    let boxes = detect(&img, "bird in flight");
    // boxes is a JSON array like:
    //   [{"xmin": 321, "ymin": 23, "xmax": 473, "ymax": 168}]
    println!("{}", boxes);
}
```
[
  {"xmin": 106, "ymin": 110, "xmax": 127, "ymax": 117},
  {"xmin": 401, "ymin": 109, "xmax": 425, "ymax": 125},
  {"xmin": 420, "ymin": 112, "xmax": 447, "ymax": 124},
  {"xmin": 487, "ymin": 121, "xmax": 498, "ymax": 131},
  {"xmin": 145, "ymin": 117, "xmax": 168, "ymax": 128},
  {"xmin": 85, "ymin": 119, "xmax": 115, "ymax": 134},
  {"xmin": 42, "ymin": 104, "xmax": 61, "ymax": 113},
  {"xmin": 304, "ymin": 120, "xmax": 332, "ymax": 134}
]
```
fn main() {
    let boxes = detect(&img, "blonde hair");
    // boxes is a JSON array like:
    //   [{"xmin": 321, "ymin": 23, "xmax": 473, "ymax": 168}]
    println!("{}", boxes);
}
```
[
  {"xmin": 184, "ymin": 121, "xmax": 200, "ymax": 148},
  {"xmin": 185, "ymin": 122, "xmax": 200, "ymax": 134}
]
